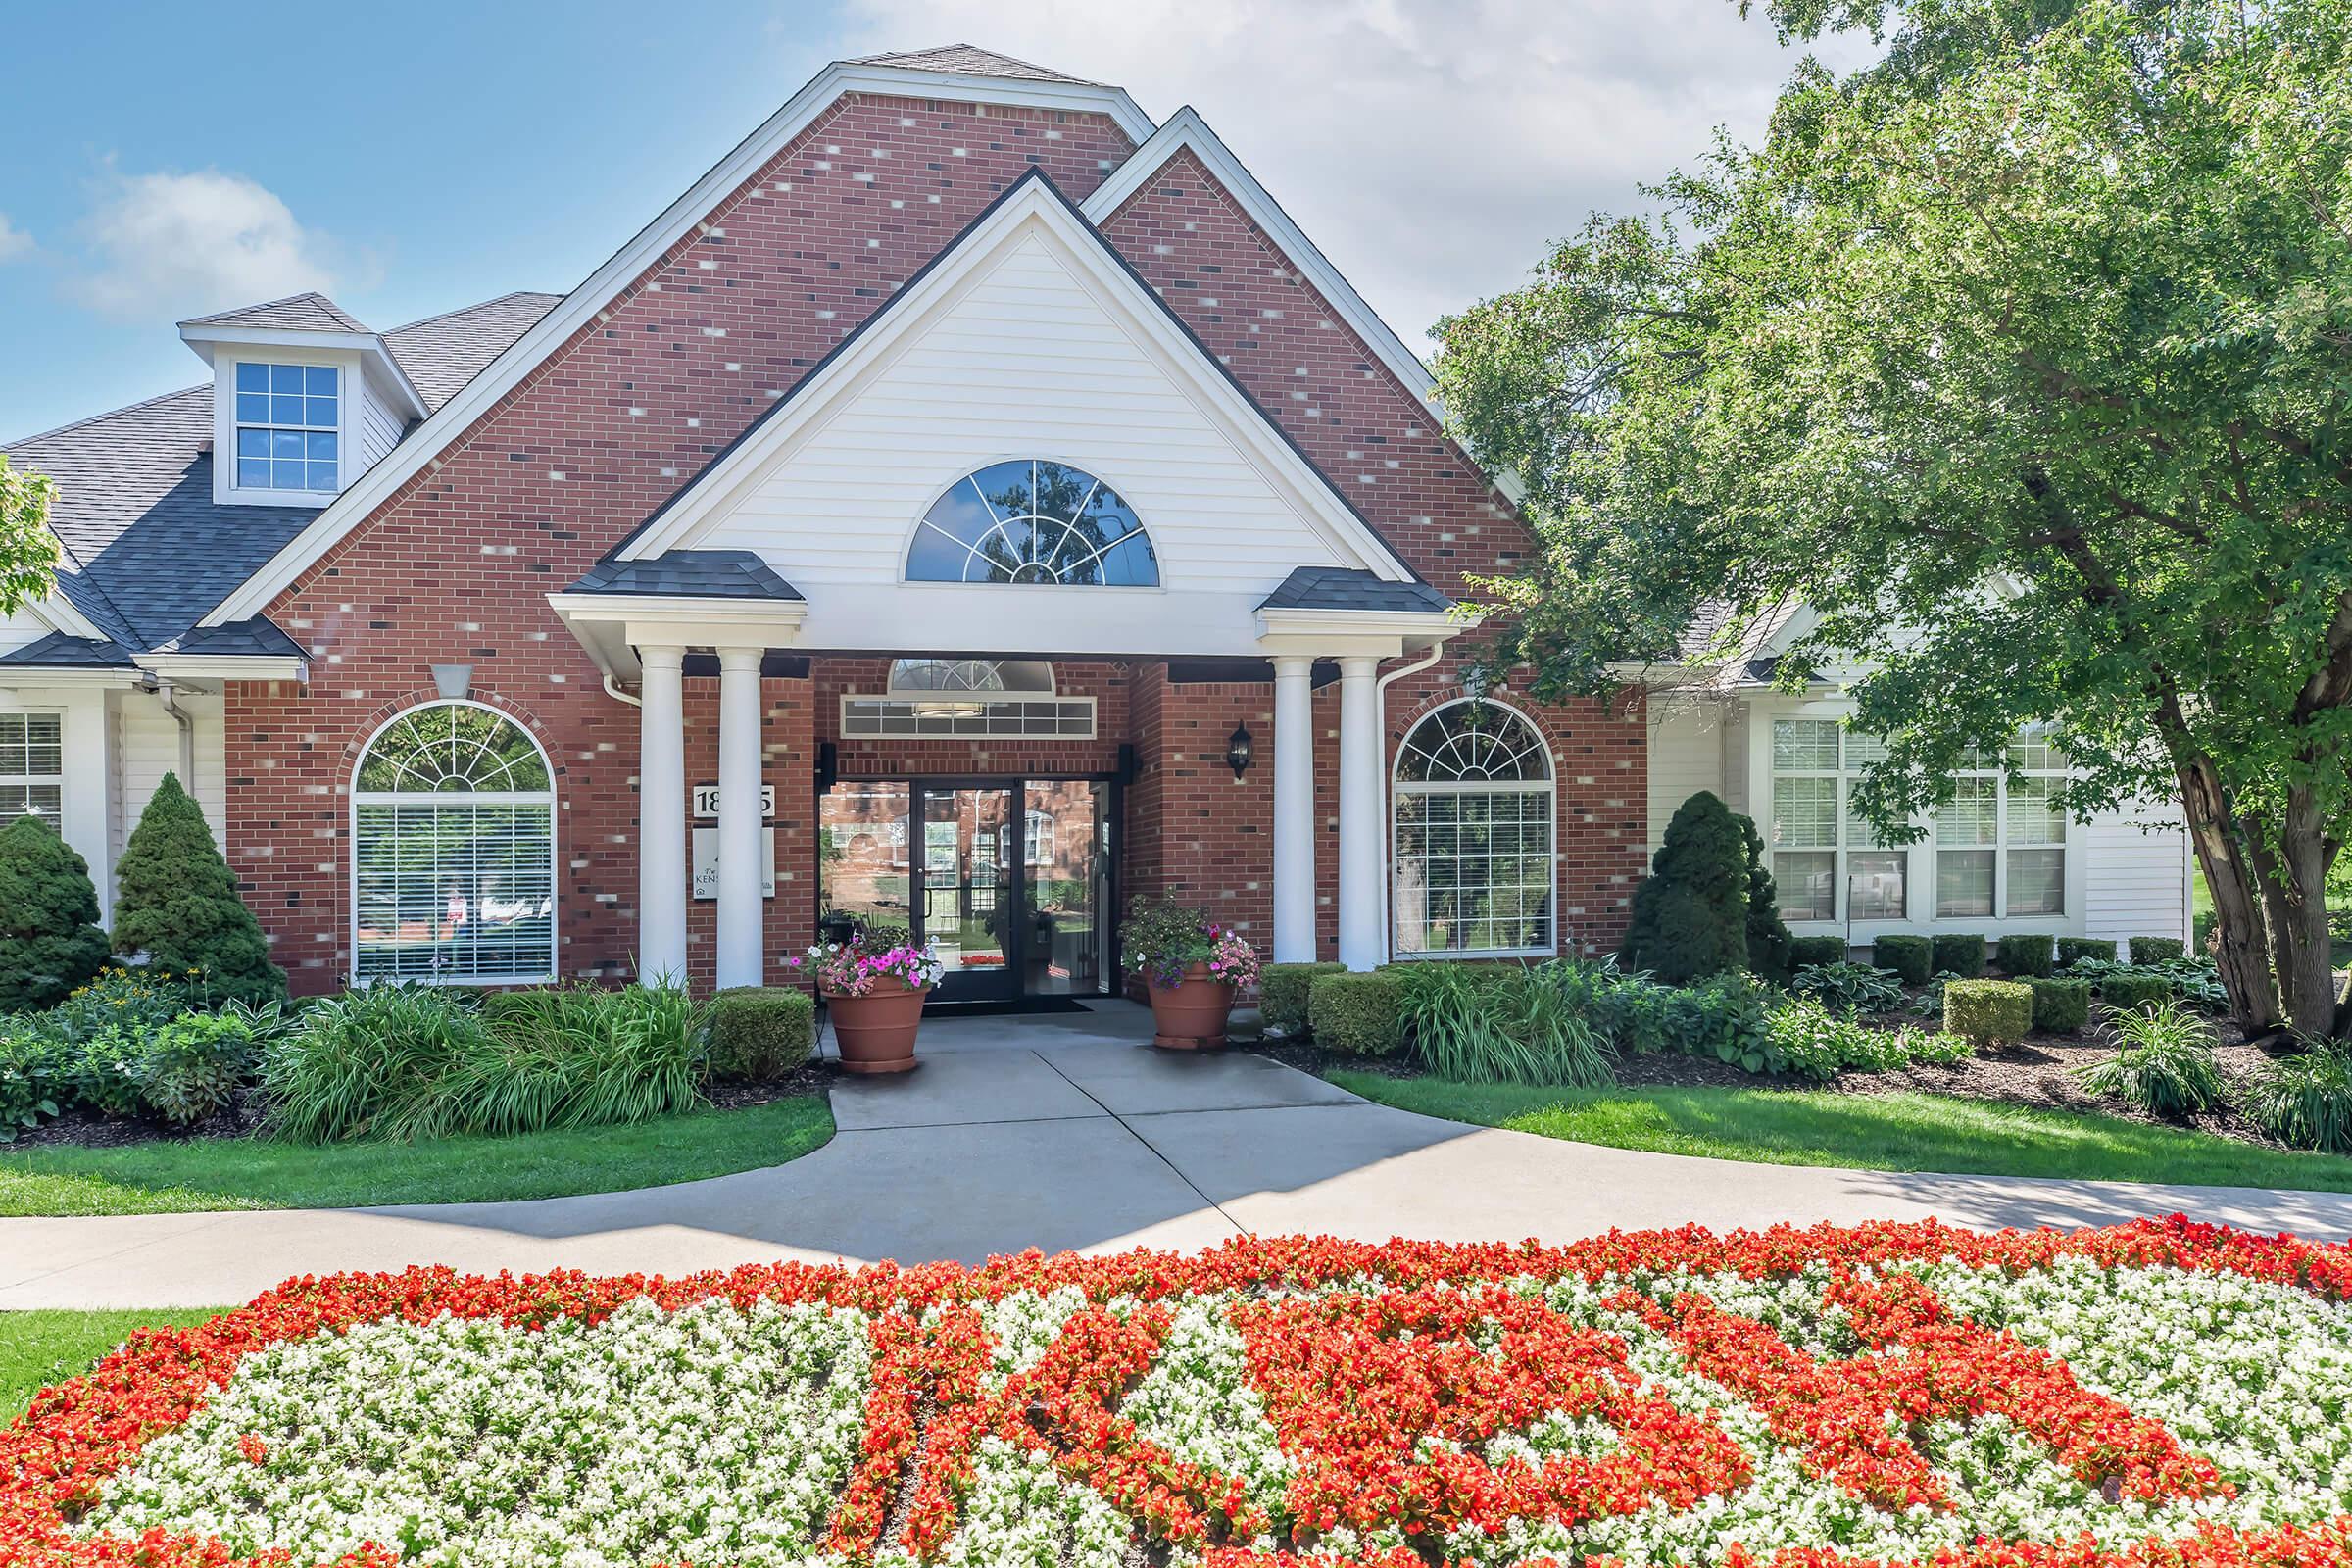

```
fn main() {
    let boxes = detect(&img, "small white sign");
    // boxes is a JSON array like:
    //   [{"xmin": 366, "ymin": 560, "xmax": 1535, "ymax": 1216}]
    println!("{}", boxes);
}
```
[
  {"xmin": 692, "ymin": 826, "xmax": 776, "ymax": 900},
  {"xmin": 692, "ymin": 783, "xmax": 776, "ymax": 819}
]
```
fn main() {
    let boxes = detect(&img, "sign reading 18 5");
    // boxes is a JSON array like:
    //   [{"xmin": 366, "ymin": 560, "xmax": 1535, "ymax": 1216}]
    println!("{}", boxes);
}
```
[{"xmin": 691, "ymin": 783, "xmax": 775, "ymax": 819}]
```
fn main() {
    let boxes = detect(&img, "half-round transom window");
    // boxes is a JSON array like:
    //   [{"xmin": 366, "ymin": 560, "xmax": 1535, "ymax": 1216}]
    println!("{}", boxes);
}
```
[
  {"xmin": 353, "ymin": 702, "xmax": 555, "ymax": 984},
  {"xmin": 906, "ymin": 461, "xmax": 1158, "ymax": 586},
  {"xmin": 1393, "ymin": 700, "xmax": 1556, "ymax": 958},
  {"xmin": 887, "ymin": 659, "xmax": 1055, "ymax": 695}
]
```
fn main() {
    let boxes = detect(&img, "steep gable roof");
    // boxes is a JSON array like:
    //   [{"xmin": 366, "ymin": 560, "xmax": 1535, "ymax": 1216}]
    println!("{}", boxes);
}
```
[
  {"xmin": 847, "ymin": 44, "xmax": 1096, "ymax": 83},
  {"xmin": 178, "ymin": 290, "xmax": 371, "ymax": 332}
]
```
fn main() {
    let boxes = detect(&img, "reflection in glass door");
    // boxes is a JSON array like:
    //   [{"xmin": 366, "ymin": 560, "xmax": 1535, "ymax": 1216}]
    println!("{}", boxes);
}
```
[
  {"xmin": 1022, "ymin": 780, "xmax": 1108, "ymax": 995},
  {"xmin": 918, "ymin": 786, "xmax": 1018, "ymax": 1002}
]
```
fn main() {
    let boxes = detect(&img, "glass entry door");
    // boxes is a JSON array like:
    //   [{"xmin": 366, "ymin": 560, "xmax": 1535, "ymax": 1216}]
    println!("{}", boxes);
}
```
[{"xmin": 916, "ymin": 786, "xmax": 1019, "ymax": 1002}]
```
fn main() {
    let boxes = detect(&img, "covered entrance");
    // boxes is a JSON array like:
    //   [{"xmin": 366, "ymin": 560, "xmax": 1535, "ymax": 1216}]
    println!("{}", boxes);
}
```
[{"xmin": 819, "ymin": 777, "xmax": 1115, "ymax": 1004}]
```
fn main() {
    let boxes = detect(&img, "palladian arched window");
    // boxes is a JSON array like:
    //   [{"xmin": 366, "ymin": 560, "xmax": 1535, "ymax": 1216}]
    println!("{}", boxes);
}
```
[
  {"xmin": 906, "ymin": 460, "xmax": 1158, "ymax": 585},
  {"xmin": 1392, "ymin": 699, "xmax": 1556, "ymax": 957},
  {"xmin": 352, "ymin": 701, "xmax": 556, "ymax": 983}
]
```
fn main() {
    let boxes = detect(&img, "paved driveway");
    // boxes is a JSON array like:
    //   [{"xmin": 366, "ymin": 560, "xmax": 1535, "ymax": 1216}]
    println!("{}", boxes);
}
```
[{"xmin": 8, "ymin": 1002, "xmax": 2352, "ymax": 1308}]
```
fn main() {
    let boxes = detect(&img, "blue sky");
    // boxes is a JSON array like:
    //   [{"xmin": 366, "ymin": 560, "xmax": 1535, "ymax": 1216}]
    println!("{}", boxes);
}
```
[{"xmin": 1, "ymin": 0, "xmax": 1867, "ymax": 442}]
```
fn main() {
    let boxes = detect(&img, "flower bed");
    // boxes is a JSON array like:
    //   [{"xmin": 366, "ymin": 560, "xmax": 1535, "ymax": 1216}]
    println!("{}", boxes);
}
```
[{"xmin": 11, "ymin": 1219, "xmax": 2352, "ymax": 1568}]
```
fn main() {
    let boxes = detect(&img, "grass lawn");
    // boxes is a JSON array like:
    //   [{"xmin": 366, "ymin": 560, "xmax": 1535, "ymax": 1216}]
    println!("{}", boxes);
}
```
[
  {"xmin": 1331, "ymin": 1071, "xmax": 2352, "ymax": 1192},
  {"xmin": 2, "ymin": 1308, "xmax": 229, "ymax": 1423},
  {"xmin": 0, "ymin": 1095, "xmax": 834, "ymax": 1217}
]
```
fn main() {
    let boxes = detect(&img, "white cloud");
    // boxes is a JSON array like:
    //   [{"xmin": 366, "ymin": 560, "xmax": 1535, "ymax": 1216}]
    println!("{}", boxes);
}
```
[
  {"xmin": 840, "ymin": 0, "xmax": 1877, "ymax": 350},
  {"xmin": 0, "ymin": 214, "xmax": 28, "ymax": 263},
  {"xmin": 69, "ymin": 168, "xmax": 338, "ymax": 321}
]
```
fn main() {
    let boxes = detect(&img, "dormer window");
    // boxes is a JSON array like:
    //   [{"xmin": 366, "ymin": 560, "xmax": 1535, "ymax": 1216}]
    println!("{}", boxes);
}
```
[{"xmin": 233, "ymin": 363, "xmax": 340, "ymax": 492}]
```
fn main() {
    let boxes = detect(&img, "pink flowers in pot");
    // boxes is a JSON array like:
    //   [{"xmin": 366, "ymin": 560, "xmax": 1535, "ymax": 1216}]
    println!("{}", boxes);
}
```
[{"xmin": 807, "ymin": 930, "xmax": 947, "ymax": 998}]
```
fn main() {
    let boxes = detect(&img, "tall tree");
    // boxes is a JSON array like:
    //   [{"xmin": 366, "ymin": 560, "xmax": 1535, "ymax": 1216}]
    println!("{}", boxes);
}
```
[
  {"xmin": 0, "ymin": 456, "xmax": 61, "ymax": 614},
  {"xmin": 1433, "ymin": 0, "xmax": 2352, "ymax": 1041}
]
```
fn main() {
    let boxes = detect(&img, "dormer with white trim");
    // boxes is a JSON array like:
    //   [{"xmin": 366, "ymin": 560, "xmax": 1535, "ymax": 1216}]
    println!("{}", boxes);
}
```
[{"xmin": 176, "ymin": 292, "xmax": 428, "ymax": 508}]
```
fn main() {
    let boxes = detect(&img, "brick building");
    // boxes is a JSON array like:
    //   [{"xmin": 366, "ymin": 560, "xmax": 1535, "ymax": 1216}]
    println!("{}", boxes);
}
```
[{"xmin": 0, "ymin": 47, "xmax": 2186, "ymax": 1002}]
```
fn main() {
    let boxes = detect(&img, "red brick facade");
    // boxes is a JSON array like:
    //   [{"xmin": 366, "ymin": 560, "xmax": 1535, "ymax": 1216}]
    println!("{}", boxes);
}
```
[{"xmin": 220, "ymin": 80, "xmax": 1644, "ymax": 994}]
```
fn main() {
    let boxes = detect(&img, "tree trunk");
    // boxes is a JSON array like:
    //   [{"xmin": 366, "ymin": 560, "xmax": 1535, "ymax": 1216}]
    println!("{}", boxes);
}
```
[
  {"xmin": 2271, "ymin": 788, "xmax": 2340, "ymax": 1042},
  {"xmin": 2176, "ymin": 757, "xmax": 2284, "ymax": 1036}
]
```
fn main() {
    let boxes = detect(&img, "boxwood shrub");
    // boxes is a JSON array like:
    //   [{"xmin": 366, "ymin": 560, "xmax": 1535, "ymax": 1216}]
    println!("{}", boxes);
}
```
[
  {"xmin": 1308, "ymin": 970, "xmax": 1407, "ymax": 1057},
  {"xmin": 1995, "ymin": 934, "xmax": 2055, "ymax": 978},
  {"xmin": 1872, "ymin": 935, "xmax": 1933, "ymax": 987},
  {"xmin": 2100, "ymin": 973, "xmax": 2174, "ymax": 1015},
  {"xmin": 1261, "ymin": 961, "xmax": 1345, "ymax": 1037},
  {"xmin": 2028, "ymin": 976, "xmax": 2091, "ymax": 1034},
  {"xmin": 2130, "ymin": 936, "xmax": 2188, "ymax": 965},
  {"xmin": 1931, "ymin": 933, "xmax": 1987, "ymax": 979},
  {"xmin": 710, "ymin": 987, "xmax": 815, "ymax": 1080},
  {"xmin": 1787, "ymin": 935, "xmax": 1848, "ymax": 970},
  {"xmin": 1944, "ymin": 978, "xmax": 2033, "ymax": 1046},
  {"xmin": 2057, "ymin": 937, "xmax": 2118, "ymax": 967}
]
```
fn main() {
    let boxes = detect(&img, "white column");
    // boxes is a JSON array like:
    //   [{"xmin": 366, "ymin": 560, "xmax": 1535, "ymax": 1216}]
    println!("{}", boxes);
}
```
[
  {"xmin": 636, "ymin": 645, "xmax": 688, "ymax": 987},
  {"xmin": 715, "ymin": 645, "xmax": 765, "ymax": 989},
  {"xmin": 1271, "ymin": 655, "xmax": 1317, "ymax": 963},
  {"xmin": 1336, "ymin": 654, "xmax": 1386, "ymax": 971}
]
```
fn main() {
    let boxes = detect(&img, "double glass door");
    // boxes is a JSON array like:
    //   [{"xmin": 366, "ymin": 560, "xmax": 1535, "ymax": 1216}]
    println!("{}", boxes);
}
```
[{"xmin": 819, "ymin": 778, "xmax": 1111, "ymax": 1003}]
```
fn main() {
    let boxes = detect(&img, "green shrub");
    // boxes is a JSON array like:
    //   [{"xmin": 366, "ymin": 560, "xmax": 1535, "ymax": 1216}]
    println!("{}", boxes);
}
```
[
  {"xmin": 1931, "ymin": 933, "xmax": 1987, "ymax": 979},
  {"xmin": 2028, "ymin": 977, "xmax": 2091, "ymax": 1034},
  {"xmin": 1872, "ymin": 935, "xmax": 1933, "ymax": 987},
  {"xmin": 1790, "ymin": 962, "xmax": 1906, "ymax": 1015},
  {"xmin": 0, "ymin": 1025, "xmax": 62, "ymax": 1139},
  {"xmin": 1261, "ymin": 962, "xmax": 1345, "ymax": 1036},
  {"xmin": 37, "ymin": 967, "xmax": 193, "ymax": 1046},
  {"xmin": 1995, "ymin": 934, "xmax": 2055, "ymax": 978},
  {"xmin": 2241, "ymin": 1046, "xmax": 2352, "ymax": 1153},
  {"xmin": 132, "ymin": 1010, "xmax": 261, "ymax": 1126},
  {"xmin": 1943, "ymin": 979, "xmax": 2033, "ymax": 1046},
  {"xmin": 0, "ymin": 815, "xmax": 111, "ymax": 1013},
  {"xmin": 110, "ymin": 774, "xmax": 286, "ymax": 1006},
  {"xmin": 2099, "ymin": 974, "xmax": 2174, "ymax": 1015},
  {"xmin": 2130, "ymin": 936, "xmax": 2187, "ymax": 965},
  {"xmin": 2057, "ymin": 938, "xmax": 2118, "ymax": 967},
  {"xmin": 1621, "ymin": 792, "xmax": 1750, "ymax": 983},
  {"xmin": 446, "ymin": 981, "xmax": 707, "ymax": 1137},
  {"xmin": 709, "ymin": 987, "xmax": 815, "ymax": 1080},
  {"xmin": 1308, "ymin": 970, "xmax": 1407, "ymax": 1058},
  {"xmin": 1740, "ymin": 814, "xmax": 1793, "ymax": 983},
  {"xmin": 1788, "ymin": 935, "xmax": 1848, "ymax": 970},
  {"xmin": 2073, "ymin": 1004, "xmax": 2224, "ymax": 1117},
  {"xmin": 262, "ymin": 984, "xmax": 490, "ymax": 1143},
  {"xmin": 1762, "ymin": 1000, "xmax": 1974, "ymax": 1081}
]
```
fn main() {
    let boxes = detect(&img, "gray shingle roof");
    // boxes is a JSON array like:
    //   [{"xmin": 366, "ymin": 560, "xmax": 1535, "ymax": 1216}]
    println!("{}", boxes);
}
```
[
  {"xmin": 154, "ymin": 617, "xmax": 306, "ymax": 660},
  {"xmin": 1259, "ymin": 566, "xmax": 1453, "ymax": 614},
  {"xmin": 0, "ymin": 632, "xmax": 135, "ymax": 669},
  {"xmin": 848, "ymin": 44, "xmax": 1096, "ymax": 84},
  {"xmin": 178, "ymin": 291, "xmax": 371, "ymax": 333},
  {"xmin": 4, "ymin": 291, "xmax": 559, "ymax": 657},
  {"xmin": 567, "ymin": 550, "xmax": 804, "ymax": 601}
]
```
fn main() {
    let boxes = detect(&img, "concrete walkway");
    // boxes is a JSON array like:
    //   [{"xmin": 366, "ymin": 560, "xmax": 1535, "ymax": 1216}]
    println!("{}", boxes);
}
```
[{"xmin": 8, "ymin": 1001, "xmax": 2352, "ymax": 1308}]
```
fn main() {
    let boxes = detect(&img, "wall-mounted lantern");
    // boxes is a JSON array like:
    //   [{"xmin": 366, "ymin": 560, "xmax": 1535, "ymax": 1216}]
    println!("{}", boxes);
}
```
[{"xmin": 1226, "ymin": 722, "xmax": 1254, "ymax": 779}]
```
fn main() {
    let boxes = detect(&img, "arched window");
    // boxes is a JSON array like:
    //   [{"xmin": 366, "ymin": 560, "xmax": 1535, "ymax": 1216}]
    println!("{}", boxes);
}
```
[
  {"xmin": 352, "ymin": 701, "xmax": 556, "ymax": 983},
  {"xmin": 906, "ymin": 461, "xmax": 1158, "ymax": 586},
  {"xmin": 887, "ymin": 659, "xmax": 1054, "ymax": 696},
  {"xmin": 1392, "ymin": 699, "xmax": 1556, "ymax": 957}
]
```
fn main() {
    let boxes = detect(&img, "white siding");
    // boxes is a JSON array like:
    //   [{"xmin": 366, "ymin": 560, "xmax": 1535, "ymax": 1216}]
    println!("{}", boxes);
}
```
[
  {"xmin": 1647, "ymin": 697, "xmax": 1728, "ymax": 849},
  {"xmin": 696, "ymin": 230, "xmax": 1355, "ymax": 594},
  {"xmin": 354, "ymin": 368, "xmax": 404, "ymax": 474},
  {"xmin": 113, "ymin": 689, "xmax": 227, "ymax": 871},
  {"xmin": 0, "ymin": 603, "xmax": 51, "ymax": 658},
  {"xmin": 2083, "ymin": 797, "xmax": 2192, "ymax": 945}
]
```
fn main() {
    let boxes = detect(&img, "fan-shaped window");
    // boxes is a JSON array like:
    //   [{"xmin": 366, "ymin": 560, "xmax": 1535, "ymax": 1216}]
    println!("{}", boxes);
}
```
[
  {"xmin": 906, "ymin": 461, "xmax": 1158, "ymax": 586},
  {"xmin": 353, "ymin": 701, "xmax": 556, "ymax": 984},
  {"xmin": 887, "ymin": 659, "xmax": 1055, "ymax": 695},
  {"xmin": 1393, "ymin": 700, "xmax": 1555, "ymax": 957}
]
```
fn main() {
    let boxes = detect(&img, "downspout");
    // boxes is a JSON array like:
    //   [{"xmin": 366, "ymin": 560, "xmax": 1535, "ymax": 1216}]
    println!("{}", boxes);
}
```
[
  {"xmin": 1374, "ymin": 642, "xmax": 1448, "ymax": 963},
  {"xmin": 603, "ymin": 672, "xmax": 642, "ymax": 709},
  {"xmin": 142, "ymin": 674, "xmax": 197, "ymax": 791}
]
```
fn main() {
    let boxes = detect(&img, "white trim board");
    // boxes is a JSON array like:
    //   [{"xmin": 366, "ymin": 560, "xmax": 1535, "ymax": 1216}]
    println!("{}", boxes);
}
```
[{"xmin": 202, "ymin": 60, "xmax": 1157, "ymax": 629}]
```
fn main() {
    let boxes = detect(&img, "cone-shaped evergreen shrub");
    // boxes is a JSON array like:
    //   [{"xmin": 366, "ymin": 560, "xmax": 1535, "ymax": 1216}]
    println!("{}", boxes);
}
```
[
  {"xmin": 1622, "ymin": 792, "xmax": 1750, "ymax": 983},
  {"xmin": 1740, "ymin": 813, "xmax": 1793, "ymax": 983},
  {"xmin": 112, "ymin": 773, "xmax": 285, "ymax": 1005},
  {"xmin": 0, "ymin": 813, "xmax": 112, "ymax": 1011}
]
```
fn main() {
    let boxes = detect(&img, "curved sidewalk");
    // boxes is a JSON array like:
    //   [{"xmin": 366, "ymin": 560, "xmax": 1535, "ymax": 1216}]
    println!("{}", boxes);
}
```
[{"xmin": 9, "ymin": 1016, "xmax": 2352, "ymax": 1307}]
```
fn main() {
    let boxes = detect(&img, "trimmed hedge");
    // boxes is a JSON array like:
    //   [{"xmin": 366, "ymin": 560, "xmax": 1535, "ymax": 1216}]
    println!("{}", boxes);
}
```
[
  {"xmin": 1872, "ymin": 935, "xmax": 1933, "ymax": 987},
  {"xmin": 2057, "ymin": 937, "xmax": 2117, "ymax": 967},
  {"xmin": 1945, "ymin": 978, "xmax": 2034, "ymax": 1046},
  {"xmin": 1308, "ymin": 970, "xmax": 1406, "ymax": 1057},
  {"xmin": 1996, "ymin": 934, "xmax": 2055, "ymax": 978},
  {"xmin": 1788, "ymin": 935, "xmax": 1849, "ymax": 970},
  {"xmin": 2028, "ymin": 976, "xmax": 2091, "ymax": 1034},
  {"xmin": 1932, "ymin": 933, "xmax": 1987, "ymax": 979},
  {"xmin": 1261, "ymin": 961, "xmax": 1345, "ymax": 1036},
  {"xmin": 2130, "ymin": 936, "xmax": 2187, "ymax": 965},
  {"xmin": 2100, "ymin": 973, "xmax": 2174, "ymax": 1015},
  {"xmin": 710, "ymin": 987, "xmax": 815, "ymax": 1080}
]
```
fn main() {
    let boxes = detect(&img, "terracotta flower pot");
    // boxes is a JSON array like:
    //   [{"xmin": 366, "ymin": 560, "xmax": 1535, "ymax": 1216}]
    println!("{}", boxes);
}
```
[
  {"xmin": 1149, "ymin": 961, "xmax": 1237, "ymax": 1052},
  {"xmin": 827, "ymin": 976, "xmax": 929, "ymax": 1074}
]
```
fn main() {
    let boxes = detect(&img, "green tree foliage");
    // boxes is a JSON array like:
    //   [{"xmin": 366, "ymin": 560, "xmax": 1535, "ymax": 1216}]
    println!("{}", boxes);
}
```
[
  {"xmin": 1433, "ymin": 0, "xmax": 2352, "ymax": 1040},
  {"xmin": 0, "ymin": 815, "xmax": 110, "ymax": 1011},
  {"xmin": 111, "ymin": 774, "xmax": 285, "ymax": 1006},
  {"xmin": 1623, "ymin": 792, "xmax": 1751, "ymax": 982},
  {"xmin": 0, "ymin": 456, "xmax": 61, "ymax": 614},
  {"xmin": 1740, "ymin": 813, "xmax": 1793, "ymax": 982}
]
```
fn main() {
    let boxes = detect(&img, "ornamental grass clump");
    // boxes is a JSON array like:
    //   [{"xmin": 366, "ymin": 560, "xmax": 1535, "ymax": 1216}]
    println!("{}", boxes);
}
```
[
  {"xmin": 262, "ymin": 984, "xmax": 488, "ymax": 1144},
  {"xmin": 1396, "ymin": 960, "xmax": 1614, "ymax": 1086},
  {"xmin": 2240, "ymin": 1045, "xmax": 2352, "ymax": 1153},
  {"xmin": 2073, "ymin": 1003, "xmax": 2225, "ymax": 1119}
]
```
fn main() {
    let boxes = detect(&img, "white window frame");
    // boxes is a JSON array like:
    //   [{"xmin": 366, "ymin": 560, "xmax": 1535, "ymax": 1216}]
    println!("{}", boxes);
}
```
[
  {"xmin": 349, "ymin": 699, "xmax": 558, "ymax": 987},
  {"xmin": 212, "ymin": 348, "xmax": 360, "ymax": 508},
  {"xmin": 1938, "ymin": 727, "xmax": 2070, "ymax": 920},
  {"xmin": 1390, "ymin": 697, "xmax": 1559, "ymax": 961},
  {"xmin": 0, "ymin": 710, "xmax": 67, "ymax": 829}
]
